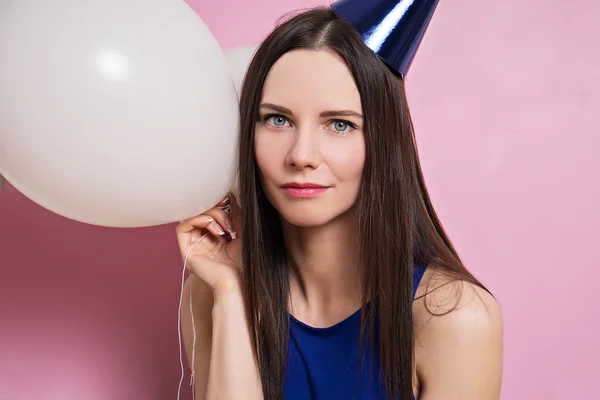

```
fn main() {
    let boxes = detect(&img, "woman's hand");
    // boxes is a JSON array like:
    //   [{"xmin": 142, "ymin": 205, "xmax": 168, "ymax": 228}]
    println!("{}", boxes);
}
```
[{"xmin": 176, "ymin": 193, "xmax": 243, "ymax": 297}]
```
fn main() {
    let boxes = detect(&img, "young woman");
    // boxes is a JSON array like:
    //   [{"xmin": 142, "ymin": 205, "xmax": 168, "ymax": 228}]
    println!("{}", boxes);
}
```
[{"xmin": 176, "ymin": 7, "xmax": 503, "ymax": 400}]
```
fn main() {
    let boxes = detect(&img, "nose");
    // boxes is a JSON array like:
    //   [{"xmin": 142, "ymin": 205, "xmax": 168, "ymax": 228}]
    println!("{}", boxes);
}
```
[{"xmin": 285, "ymin": 124, "xmax": 322, "ymax": 170}]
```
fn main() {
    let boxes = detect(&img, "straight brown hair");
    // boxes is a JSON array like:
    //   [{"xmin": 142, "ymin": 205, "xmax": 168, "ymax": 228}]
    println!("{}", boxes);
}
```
[{"xmin": 237, "ymin": 8, "xmax": 485, "ymax": 399}]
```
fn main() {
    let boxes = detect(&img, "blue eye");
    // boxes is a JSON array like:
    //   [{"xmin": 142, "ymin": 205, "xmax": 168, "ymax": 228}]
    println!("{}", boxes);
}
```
[
  {"xmin": 264, "ymin": 114, "xmax": 289, "ymax": 127},
  {"xmin": 333, "ymin": 121, "xmax": 348, "ymax": 132},
  {"xmin": 328, "ymin": 120, "xmax": 355, "ymax": 133}
]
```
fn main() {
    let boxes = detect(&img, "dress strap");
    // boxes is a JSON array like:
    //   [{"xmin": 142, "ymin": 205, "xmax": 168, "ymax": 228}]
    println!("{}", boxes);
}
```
[{"xmin": 412, "ymin": 263, "xmax": 427, "ymax": 299}]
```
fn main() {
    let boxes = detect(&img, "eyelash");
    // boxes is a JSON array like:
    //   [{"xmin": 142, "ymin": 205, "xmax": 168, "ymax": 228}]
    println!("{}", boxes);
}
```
[{"xmin": 261, "ymin": 114, "xmax": 357, "ymax": 132}]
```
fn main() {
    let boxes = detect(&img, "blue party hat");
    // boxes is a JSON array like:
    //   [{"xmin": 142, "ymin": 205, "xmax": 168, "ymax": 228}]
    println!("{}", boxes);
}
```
[{"xmin": 331, "ymin": 0, "xmax": 439, "ymax": 76}]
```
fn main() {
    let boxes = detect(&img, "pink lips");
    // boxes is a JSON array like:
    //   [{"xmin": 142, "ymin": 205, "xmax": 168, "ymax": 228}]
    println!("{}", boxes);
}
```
[{"xmin": 281, "ymin": 183, "xmax": 330, "ymax": 198}]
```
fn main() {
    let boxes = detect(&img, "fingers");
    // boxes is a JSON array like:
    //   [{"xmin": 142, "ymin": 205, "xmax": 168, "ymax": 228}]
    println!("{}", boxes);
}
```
[
  {"xmin": 175, "ymin": 214, "xmax": 212, "ymax": 255},
  {"xmin": 175, "ymin": 194, "xmax": 238, "ymax": 252},
  {"xmin": 203, "ymin": 202, "xmax": 236, "ymax": 239},
  {"xmin": 176, "ymin": 215, "xmax": 210, "ymax": 234},
  {"xmin": 216, "ymin": 194, "xmax": 235, "ymax": 217},
  {"xmin": 215, "ymin": 195, "xmax": 230, "ymax": 208},
  {"xmin": 177, "ymin": 213, "xmax": 226, "ymax": 238}
]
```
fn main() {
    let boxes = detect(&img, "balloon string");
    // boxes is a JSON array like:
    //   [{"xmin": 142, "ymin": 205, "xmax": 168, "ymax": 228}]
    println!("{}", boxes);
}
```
[{"xmin": 177, "ymin": 233, "xmax": 208, "ymax": 400}]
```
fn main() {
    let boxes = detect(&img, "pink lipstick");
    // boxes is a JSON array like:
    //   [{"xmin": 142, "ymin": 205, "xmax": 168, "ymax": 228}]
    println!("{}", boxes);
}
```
[{"xmin": 281, "ymin": 182, "xmax": 330, "ymax": 198}]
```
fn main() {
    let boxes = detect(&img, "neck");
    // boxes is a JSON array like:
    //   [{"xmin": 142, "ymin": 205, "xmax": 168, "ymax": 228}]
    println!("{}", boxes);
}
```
[{"xmin": 282, "ymin": 208, "xmax": 362, "ymax": 313}]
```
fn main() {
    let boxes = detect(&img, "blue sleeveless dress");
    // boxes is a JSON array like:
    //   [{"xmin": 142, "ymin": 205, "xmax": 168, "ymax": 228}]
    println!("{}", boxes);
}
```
[{"xmin": 283, "ymin": 264, "xmax": 426, "ymax": 400}]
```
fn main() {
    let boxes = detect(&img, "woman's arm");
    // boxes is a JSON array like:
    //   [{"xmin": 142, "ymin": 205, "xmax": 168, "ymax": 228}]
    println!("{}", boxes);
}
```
[
  {"xmin": 414, "ymin": 276, "xmax": 504, "ymax": 399},
  {"xmin": 181, "ymin": 274, "xmax": 214, "ymax": 398},
  {"xmin": 181, "ymin": 275, "xmax": 263, "ymax": 400},
  {"xmin": 208, "ymin": 283, "xmax": 263, "ymax": 399}
]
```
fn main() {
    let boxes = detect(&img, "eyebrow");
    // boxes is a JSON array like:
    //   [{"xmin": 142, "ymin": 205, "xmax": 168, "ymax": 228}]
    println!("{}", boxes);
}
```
[{"xmin": 259, "ymin": 103, "xmax": 363, "ymax": 119}]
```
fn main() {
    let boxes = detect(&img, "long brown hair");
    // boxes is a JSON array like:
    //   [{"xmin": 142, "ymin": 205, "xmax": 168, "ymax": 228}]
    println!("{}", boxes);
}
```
[{"xmin": 238, "ymin": 8, "xmax": 484, "ymax": 399}]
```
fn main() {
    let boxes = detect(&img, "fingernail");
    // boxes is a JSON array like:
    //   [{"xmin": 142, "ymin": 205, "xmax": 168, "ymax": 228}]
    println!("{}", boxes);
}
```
[
  {"xmin": 199, "ymin": 215, "xmax": 213, "ymax": 223},
  {"xmin": 224, "ymin": 217, "xmax": 233, "ymax": 232},
  {"xmin": 212, "ymin": 222, "xmax": 225, "ymax": 235},
  {"xmin": 224, "ymin": 217, "xmax": 236, "ymax": 239}
]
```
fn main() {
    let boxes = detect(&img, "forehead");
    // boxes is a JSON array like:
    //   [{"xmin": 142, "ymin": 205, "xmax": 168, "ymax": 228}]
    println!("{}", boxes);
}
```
[{"xmin": 261, "ymin": 49, "xmax": 362, "ymax": 113}]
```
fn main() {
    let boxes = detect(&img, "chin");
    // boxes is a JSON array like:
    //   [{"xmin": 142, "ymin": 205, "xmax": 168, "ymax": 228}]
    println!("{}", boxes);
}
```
[
  {"xmin": 280, "ymin": 213, "xmax": 332, "ymax": 228},
  {"xmin": 274, "ymin": 201, "xmax": 352, "ymax": 228}
]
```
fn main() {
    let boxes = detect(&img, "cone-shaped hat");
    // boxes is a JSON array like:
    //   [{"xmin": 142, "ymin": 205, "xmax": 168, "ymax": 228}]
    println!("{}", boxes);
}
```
[{"xmin": 331, "ymin": 0, "xmax": 439, "ymax": 76}]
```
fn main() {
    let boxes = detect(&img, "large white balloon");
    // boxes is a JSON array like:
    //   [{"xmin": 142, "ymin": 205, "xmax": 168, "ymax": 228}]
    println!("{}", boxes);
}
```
[
  {"xmin": 223, "ymin": 45, "xmax": 257, "ymax": 202},
  {"xmin": 0, "ymin": 0, "xmax": 239, "ymax": 227},
  {"xmin": 225, "ymin": 45, "xmax": 257, "ymax": 96}
]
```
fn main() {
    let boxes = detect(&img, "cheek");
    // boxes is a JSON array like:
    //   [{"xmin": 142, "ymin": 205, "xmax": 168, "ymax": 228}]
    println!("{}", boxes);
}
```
[{"xmin": 326, "ymin": 139, "xmax": 365, "ymax": 182}]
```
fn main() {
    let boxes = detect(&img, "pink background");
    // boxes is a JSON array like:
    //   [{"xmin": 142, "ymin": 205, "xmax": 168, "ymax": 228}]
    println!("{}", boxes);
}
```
[{"xmin": 1, "ymin": 0, "xmax": 598, "ymax": 399}]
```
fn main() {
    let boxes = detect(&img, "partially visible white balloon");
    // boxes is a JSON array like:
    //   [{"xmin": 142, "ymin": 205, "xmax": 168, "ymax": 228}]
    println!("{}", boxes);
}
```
[
  {"xmin": 0, "ymin": 1, "xmax": 13, "ymax": 17},
  {"xmin": 223, "ymin": 45, "xmax": 257, "ymax": 202},
  {"xmin": 0, "ymin": 0, "xmax": 239, "ymax": 227},
  {"xmin": 225, "ymin": 45, "xmax": 258, "ymax": 96},
  {"xmin": 0, "ymin": 3, "xmax": 17, "ymax": 192}
]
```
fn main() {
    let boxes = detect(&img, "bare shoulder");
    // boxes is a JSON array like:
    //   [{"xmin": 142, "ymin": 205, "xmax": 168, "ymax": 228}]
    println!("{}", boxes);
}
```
[
  {"xmin": 413, "ymin": 267, "xmax": 503, "ymax": 330},
  {"xmin": 413, "ymin": 267, "xmax": 503, "ymax": 399}
]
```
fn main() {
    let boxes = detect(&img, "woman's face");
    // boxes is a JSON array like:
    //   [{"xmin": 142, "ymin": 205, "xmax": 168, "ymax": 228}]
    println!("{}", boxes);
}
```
[{"xmin": 254, "ymin": 49, "xmax": 365, "ymax": 227}]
